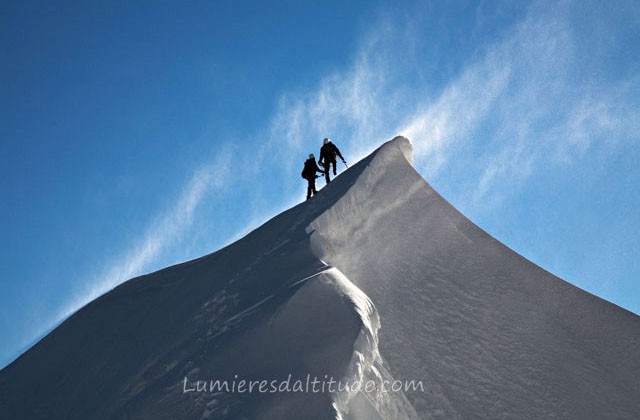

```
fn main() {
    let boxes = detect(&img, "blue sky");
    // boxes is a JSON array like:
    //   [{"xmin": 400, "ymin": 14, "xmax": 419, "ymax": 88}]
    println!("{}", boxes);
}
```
[{"xmin": 1, "ymin": 0, "xmax": 638, "ymax": 368}]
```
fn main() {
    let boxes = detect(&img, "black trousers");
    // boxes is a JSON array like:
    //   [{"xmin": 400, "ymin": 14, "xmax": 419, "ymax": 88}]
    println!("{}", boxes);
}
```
[
  {"xmin": 323, "ymin": 160, "xmax": 337, "ymax": 184},
  {"xmin": 306, "ymin": 178, "xmax": 317, "ymax": 199}
]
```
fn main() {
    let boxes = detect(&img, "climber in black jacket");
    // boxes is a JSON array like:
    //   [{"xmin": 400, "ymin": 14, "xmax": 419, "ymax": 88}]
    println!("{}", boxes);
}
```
[
  {"xmin": 301, "ymin": 154, "xmax": 324, "ymax": 200},
  {"xmin": 318, "ymin": 138, "xmax": 345, "ymax": 184}
]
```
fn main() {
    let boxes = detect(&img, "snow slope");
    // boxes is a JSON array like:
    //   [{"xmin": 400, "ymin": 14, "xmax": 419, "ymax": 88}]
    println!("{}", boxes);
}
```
[{"xmin": 1, "ymin": 137, "xmax": 639, "ymax": 419}]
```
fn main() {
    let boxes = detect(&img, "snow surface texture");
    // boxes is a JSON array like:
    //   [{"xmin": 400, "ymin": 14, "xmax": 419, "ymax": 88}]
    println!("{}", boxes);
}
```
[{"xmin": 1, "ymin": 137, "xmax": 640, "ymax": 419}]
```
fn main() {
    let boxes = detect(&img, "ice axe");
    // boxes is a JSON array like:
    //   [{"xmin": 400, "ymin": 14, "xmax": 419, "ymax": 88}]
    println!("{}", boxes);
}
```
[{"xmin": 342, "ymin": 159, "xmax": 349, "ymax": 169}]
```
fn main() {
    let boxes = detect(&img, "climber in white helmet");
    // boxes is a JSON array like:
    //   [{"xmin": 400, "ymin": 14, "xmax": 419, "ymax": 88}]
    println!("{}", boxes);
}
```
[{"xmin": 318, "ymin": 138, "xmax": 345, "ymax": 184}]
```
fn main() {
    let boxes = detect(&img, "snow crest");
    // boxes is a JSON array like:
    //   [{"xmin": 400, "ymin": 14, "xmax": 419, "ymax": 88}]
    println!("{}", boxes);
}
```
[
  {"xmin": 307, "ymin": 137, "xmax": 420, "ymax": 419},
  {"xmin": 315, "ymin": 267, "xmax": 417, "ymax": 420},
  {"xmin": 307, "ymin": 136, "xmax": 417, "ymax": 263}
]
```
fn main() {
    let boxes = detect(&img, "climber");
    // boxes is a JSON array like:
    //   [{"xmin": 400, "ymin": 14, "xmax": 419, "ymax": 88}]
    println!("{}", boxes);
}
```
[
  {"xmin": 318, "ymin": 138, "xmax": 345, "ymax": 184},
  {"xmin": 301, "ymin": 153, "xmax": 324, "ymax": 200}
]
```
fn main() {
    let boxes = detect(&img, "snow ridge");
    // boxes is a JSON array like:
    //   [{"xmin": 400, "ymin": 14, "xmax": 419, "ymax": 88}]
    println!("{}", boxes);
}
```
[
  {"xmin": 305, "ymin": 137, "xmax": 421, "ymax": 419},
  {"xmin": 318, "ymin": 266, "xmax": 417, "ymax": 420}
]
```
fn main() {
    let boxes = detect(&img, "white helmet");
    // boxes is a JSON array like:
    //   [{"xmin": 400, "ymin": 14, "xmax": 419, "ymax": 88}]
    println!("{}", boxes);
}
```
[
  {"xmin": 309, "ymin": 153, "xmax": 315, "ymax": 159},
  {"xmin": 323, "ymin": 138, "xmax": 330, "ymax": 145}
]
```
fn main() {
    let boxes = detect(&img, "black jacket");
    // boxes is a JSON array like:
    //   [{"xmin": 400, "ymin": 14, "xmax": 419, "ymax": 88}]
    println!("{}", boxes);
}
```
[
  {"xmin": 319, "ymin": 142, "xmax": 343, "ymax": 164},
  {"xmin": 302, "ymin": 158, "xmax": 323, "ymax": 180}
]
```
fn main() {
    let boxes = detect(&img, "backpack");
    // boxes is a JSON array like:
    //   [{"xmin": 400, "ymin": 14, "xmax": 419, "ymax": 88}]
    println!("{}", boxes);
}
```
[{"xmin": 301, "ymin": 159, "xmax": 315, "ymax": 179}]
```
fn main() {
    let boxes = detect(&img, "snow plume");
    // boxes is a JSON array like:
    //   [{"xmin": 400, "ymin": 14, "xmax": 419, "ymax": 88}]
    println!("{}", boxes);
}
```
[
  {"xmin": 59, "ymin": 150, "xmax": 232, "ymax": 320},
  {"xmin": 420, "ymin": 1, "xmax": 637, "ymax": 206},
  {"xmin": 201, "ymin": 0, "xmax": 639, "ymax": 252},
  {"xmin": 267, "ymin": 0, "xmax": 639, "ymax": 210},
  {"xmin": 266, "ymin": 22, "xmax": 406, "ymax": 167},
  {"xmin": 398, "ymin": 48, "xmax": 511, "ymax": 178}
]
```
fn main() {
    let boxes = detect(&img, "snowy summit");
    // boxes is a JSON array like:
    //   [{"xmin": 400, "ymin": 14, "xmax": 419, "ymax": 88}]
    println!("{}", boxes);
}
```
[{"xmin": 1, "ymin": 137, "xmax": 639, "ymax": 419}]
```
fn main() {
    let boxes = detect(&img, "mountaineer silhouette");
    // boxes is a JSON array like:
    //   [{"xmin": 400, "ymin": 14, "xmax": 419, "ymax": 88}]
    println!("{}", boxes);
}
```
[
  {"xmin": 301, "ymin": 153, "xmax": 324, "ymax": 200},
  {"xmin": 318, "ymin": 138, "xmax": 345, "ymax": 184}
]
